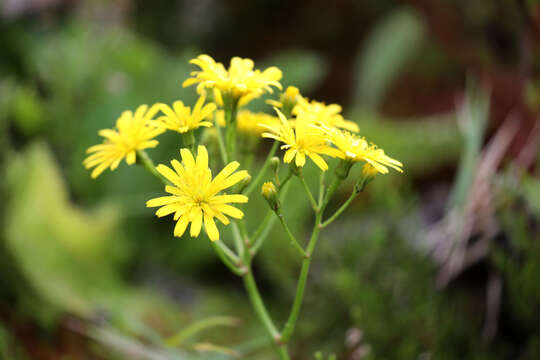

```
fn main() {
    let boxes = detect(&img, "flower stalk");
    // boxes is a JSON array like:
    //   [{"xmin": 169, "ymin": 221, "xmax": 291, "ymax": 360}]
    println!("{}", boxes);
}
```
[
  {"xmin": 244, "ymin": 140, "xmax": 279, "ymax": 196},
  {"xmin": 136, "ymin": 150, "xmax": 169, "ymax": 185},
  {"xmin": 181, "ymin": 131, "xmax": 196, "ymax": 152}
]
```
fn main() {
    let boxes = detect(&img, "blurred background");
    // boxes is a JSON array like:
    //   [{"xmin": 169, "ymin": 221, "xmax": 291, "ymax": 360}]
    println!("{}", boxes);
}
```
[{"xmin": 1, "ymin": 0, "xmax": 540, "ymax": 359}]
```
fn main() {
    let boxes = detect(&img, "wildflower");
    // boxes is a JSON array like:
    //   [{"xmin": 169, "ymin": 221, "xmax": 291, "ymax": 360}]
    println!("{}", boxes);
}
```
[
  {"xmin": 154, "ymin": 95, "xmax": 216, "ymax": 134},
  {"xmin": 216, "ymin": 110, "xmax": 281, "ymax": 136},
  {"xmin": 294, "ymin": 97, "xmax": 359, "ymax": 132},
  {"xmin": 146, "ymin": 145, "xmax": 249, "ymax": 241},
  {"xmin": 260, "ymin": 108, "xmax": 341, "ymax": 171},
  {"xmin": 183, "ymin": 55, "xmax": 282, "ymax": 107},
  {"xmin": 83, "ymin": 104, "xmax": 164, "ymax": 178},
  {"xmin": 325, "ymin": 127, "xmax": 403, "ymax": 174}
]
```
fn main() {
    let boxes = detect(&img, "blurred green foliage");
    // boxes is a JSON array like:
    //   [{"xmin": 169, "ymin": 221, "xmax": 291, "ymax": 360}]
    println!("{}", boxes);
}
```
[{"xmin": 353, "ymin": 7, "xmax": 425, "ymax": 110}]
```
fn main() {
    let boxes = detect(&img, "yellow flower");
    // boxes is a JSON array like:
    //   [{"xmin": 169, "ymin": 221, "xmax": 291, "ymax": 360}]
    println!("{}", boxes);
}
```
[
  {"xmin": 183, "ymin": 55, "xmax": 282, "ymax": 107},
  {"xmin": 325, "ymin": 127, "xmax": 403, "ymax": 174},
  {"xmin": 83, "ymin": 104, "xmax": 164, "ymax": 178},
  {"xmin": 146, "ymin": 145, "xmax": 249, "ymax": 241},
  {"xmin": 260, "ymin": 108, "xmax": 341, "ymax": 171},
  {"xmin": 294, "ymin": 97, "xmax": 359, "ymax": 132},
  {"xmin": 216, "ymin": 110, "xmax": 281, "ymax": 136},
  {"xmin": 155, "ymin": 95, "xmax": 216, "ymax": 133}
]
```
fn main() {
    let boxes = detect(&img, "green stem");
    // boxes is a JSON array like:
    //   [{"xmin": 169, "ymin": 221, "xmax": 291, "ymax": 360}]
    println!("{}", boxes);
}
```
[
  {"xmin": 136, "ymin": 150, "xmax": 169, "ymax": 186},
  {"xmin": 224, "ymin": 101, "xmax": 238, "ymax": 160},
  {"xmin": 320, "ymin": 195, "xmax": 356, "ymax": 229},
  {"xmin": 166, "ymin": 316, "xmax": 239, "ymax": 347},
  {"xmin": 321, "ymin": 175, "xmax": 343, "ymax": 210},
  {"xmin": 243, "ymin": 271, "xmax": 289, "ymax": 359},
  {"xmin": 279, "ymin": 169, "xmax": 293, "ymax": 190},
  {"xmin": 318, "ymin": 171, "xmax": 326, "ymax": 206},
  {"xmin": 215, "ymin": 239, "xmax": 240, "ymax": 264},
  {"xmin": 298, "ymin": 174, "xmax": 318, "ymax": 212},
  {"xmin": 250, "ymin": 176, "xmax": 293, "ymax": 255},
  {"xmin": 237, "ymin": 220, "xmax": 250, "ymax": 247},
  {"xmin": 250, "ymin": 211, "xmax": 273, "ymax": 253},
  {"xmin": 214, "ymin": 116, "xmax": 229, "ymax": 164},
  {"xmin": 277, "ymin": 212, "xmax": 307, "ymax": 258},
  {"xmin": 181, "ymin": 131, "xmax": 196, "ymax": 152},
  {"xmin": 212, "ymin": 242, "xmax": 244, "ymax": 276},
  {"xmin": 243, "ymin": 151, "xmax": 256, "ymax": 174},
  {"xmin": 244, "ymin": 141, "xmax": 279, "ymax": 197},
  {"xmin": 281, "ymin": 211, "xmax": 322, "ymax": 342},
  {"xmin": 320, "ymin": 177, "xmax": 368, "ymax": 228},
  {"xmin": 231, "ymin": 222, "xmax": 245, "ymax": 258},
  {"xmin": 281, "ymin": 173, "xmax": 342, "ymax": 343}
]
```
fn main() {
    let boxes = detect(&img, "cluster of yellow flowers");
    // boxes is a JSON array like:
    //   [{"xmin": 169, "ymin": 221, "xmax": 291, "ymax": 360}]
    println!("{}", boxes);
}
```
[
  {"xmin": 84, "ymin": 54, "xmax": 402, "ymax": 241},
  {"xmin": 84, "ymin": 54, "xmax": 404, "ymax": 358},
  {"xmin": 261, "ymin": 86, "xmax": 402, "ymax": 174}
]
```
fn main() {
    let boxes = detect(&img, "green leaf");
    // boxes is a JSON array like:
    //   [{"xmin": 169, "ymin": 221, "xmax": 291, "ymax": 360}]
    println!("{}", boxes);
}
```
[
  {"xmin": 353, "ymin": 7, "xmax": 425, "ymax": 110},
  {"xmin": 166, "ymin": 316, "xmax": 240, "ymax": 347}
]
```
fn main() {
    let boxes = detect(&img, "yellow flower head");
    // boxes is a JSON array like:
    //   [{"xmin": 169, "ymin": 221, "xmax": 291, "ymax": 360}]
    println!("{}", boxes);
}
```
[
  {"xmin": 260, "ymin": 108, "xmax": 341, "ymax": 171},
  {"xmin": 155, "ymin": 95, "xmax": 216, "ymax": 133},
  {"xmin": 261, "ymin": 181, "xmax": 277, "ymax": 199},
  {"xmin": 146, "ymin": 145, "xmax": 249, "ymax": 241},
  {"xmin": 325, "ymin": 127, "xmax": 403, "ymax": 174},
  {"xmin": 183, "ymin": 55, "xmax": 283, "ymax": 107},
  {"xmin": 294, "ymin": 97, "xmax": 359, "ymax": 133},
  {"xmin": 83, "ymin": 104, "xmax": 164, "ymax": 178},
  {"xmin": 216, "ymin": 110, "xmax": 281, "ymax": 136}
]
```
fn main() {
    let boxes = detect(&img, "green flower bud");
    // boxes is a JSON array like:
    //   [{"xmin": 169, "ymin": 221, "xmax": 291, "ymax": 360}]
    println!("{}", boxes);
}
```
[
  {"xmin": 237, "ymin": 174, "xmax": 252, "ymax": 193},
  {"xmin": 335, "ymin": 159, "xmax": 354, "ymax": 179},
  {"xmin": 270, "ymin": 156, "xmax": 280, "ymax": 173}
]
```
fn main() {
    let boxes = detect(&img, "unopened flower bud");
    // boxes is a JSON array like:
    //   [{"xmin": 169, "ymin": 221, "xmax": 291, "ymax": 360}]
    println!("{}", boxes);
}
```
[
  {"xmin": 237, "ymin": 174, "xmax": 252, "ymax": 193},
  {"xmin": 284, "ymin": 86, "xmax": 300, "ymax": 100},
  {"xmin": 362, "ymin": 163, "xmax": 378, "ymax": 178},
  {"xmin": 281, "ymin": 86, "xmax": 300, "ymax": 118},
  {"xmin": 335, "ymin": 159, "xmax": 353, "ymax": 179},
  {"xmin": 270, "ymin": 156, "xmax": 280, "ymax": 173},
  {"xmin": 356, "ymin": 163, "xmax": 377, "ymax": 191},
  {"xmin": 262, "ymin": 181, "xmax": 280, "ymax": 211}
]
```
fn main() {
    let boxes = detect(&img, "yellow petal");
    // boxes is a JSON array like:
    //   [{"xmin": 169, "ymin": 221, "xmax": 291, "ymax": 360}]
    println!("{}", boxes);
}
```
[
  {"xmin": 180, "ymin": 148, "xmax": 196, "ymax": 170},
  {"xmin": 155, "ymin": 204, "xmax": 180, "ymax": 217},
  {"xmin": 189, "ymin": 208, "xmax": 203, "ymax": 237},
  {"xmin": 309, "ymin": 153, "xmax": 328, "ymax": 171},
  {"xmin": 210, "ymin": 194, "xmax": 249, "ymax": 204},
  {"xmin": 295, "ymin": 152, "xmax": 306, "ymax": 167},
  {"xmin": 174, "ymin": 215, "xmax": 190, "ymax": 237},
  {"xmin": 126, "ymin": 151, "xmax": 136, "ymax": 165},
  {"xmin": 283, "ymin": 149, "xmax": 295, "ymax": 164},
  {"xmin": 196, "ymin": 145, "xmax": 208, "ymax": 170},
  {"xmin": 146, "ymin": 195, "xmax": 178, "ymax": 208},
  {"xmin": 182, "ymin": 78, "xmax": 200, "ymax": 88},
  {"xmin": 156, "ymin": 164, "xmax": 180, "ymax": 185},
  {"xmin": 204, "ymin": 213, "xmax": 220, "ymax": 241},
  {"xmin": 216, "ymin": 205, "xmax": 244, "ymax": 219}
]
